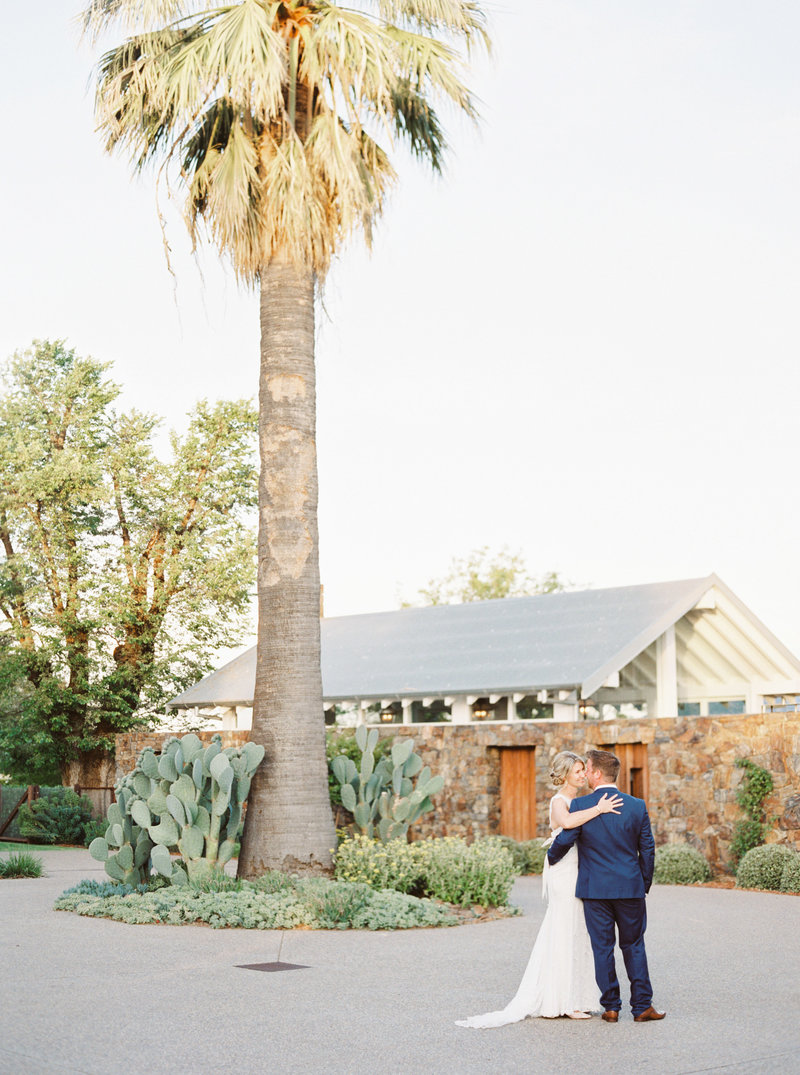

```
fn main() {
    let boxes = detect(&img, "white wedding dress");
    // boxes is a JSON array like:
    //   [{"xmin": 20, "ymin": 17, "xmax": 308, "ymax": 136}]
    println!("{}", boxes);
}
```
[{"xmin": 455, "ymin": 794, "xmax": 601, "ymax": 1027}]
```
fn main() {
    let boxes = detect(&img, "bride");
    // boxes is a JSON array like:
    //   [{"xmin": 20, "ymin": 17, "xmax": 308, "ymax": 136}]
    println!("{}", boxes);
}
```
[{"xmin": 455, "ymin": 751, "xmax": 623, "ymax": 1027}]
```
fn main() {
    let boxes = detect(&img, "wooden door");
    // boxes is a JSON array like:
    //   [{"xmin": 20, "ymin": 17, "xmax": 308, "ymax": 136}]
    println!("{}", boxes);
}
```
[
  {"xmin": 499, "ymin": 747, "xmax": 538, "ymax": 841},
  {"xmin": 602, "ymin": 743, "xmax": 649, "ymax": 802}
]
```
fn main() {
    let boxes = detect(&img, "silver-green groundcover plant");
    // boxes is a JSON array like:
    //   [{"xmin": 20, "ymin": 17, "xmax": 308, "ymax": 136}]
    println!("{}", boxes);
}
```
[{"xmin": 54, "ymin": 875, "xmax": 458, "ymax": 929}]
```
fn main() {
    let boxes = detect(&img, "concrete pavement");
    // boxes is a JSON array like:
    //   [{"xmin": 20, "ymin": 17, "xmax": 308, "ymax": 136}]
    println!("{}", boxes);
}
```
[{"xmin": 1, "ymin": 847, "xmax": 799, "ymax": 1075}]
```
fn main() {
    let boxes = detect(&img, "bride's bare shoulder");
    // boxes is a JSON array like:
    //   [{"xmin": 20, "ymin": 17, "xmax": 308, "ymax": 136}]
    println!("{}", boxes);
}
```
[{"xmin": 549, "ymin": 793, "xmax": 571, "ymax": 825}]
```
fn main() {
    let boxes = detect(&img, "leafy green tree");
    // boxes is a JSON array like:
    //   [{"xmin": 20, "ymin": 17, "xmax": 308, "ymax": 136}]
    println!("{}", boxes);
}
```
[
  {"xmin": 82, "ymin": 0, "xmax": 490, "ymax": 875},
  {"xmin": 0, "ymin": 340, "xmax": 257, "ymax": 801},
  {"xmin": 404, "ymin": 546, "xmax": 569, "ymax": 606}
]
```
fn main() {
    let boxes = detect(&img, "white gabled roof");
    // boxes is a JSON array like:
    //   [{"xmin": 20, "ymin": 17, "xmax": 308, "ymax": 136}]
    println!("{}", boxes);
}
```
[{"xmin": 168, "ymin": 574, "xmax": 800, "ymax": 709}]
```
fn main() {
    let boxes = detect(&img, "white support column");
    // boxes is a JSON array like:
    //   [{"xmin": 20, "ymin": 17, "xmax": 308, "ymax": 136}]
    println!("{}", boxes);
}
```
[
  {"xmin": 450, "ymin": 697, "xmax": 471, "ymax": 724},
  {"xmin": 642, "ymin": 688, "xmax": 657, "ymax": 720},
  {"xmin": 553, "ymin": 690, "xmax": 578, "ymax": 722},
  {"xmin": 219, "ymin": 706, "xmax": 237, "ymax": 730},
  {"xmin": 508, "ymin": 693, "xmax": 523, "ymax": 722},
  {"xmin": 656, "ymin": 625, "xmax": 678, "ymax": 718},
  {"xmin": 402, "ymin": 700, "xmax": 414, "ymax": 725},
  {"xmin": 357, "ymin": 700, "xmax": 367, "ymax": 726}
]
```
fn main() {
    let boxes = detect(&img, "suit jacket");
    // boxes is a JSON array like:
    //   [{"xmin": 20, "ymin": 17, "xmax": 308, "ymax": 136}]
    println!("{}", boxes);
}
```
[{"xmin": 547, "ymin": 787, "xmax": 655, "ymax": 899}]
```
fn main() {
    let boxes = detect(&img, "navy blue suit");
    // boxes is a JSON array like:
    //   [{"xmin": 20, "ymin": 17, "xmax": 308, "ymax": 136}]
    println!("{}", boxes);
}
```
[{"xmin": 547, "ymin": 786, "xmax": 656, "ymax": 1015}]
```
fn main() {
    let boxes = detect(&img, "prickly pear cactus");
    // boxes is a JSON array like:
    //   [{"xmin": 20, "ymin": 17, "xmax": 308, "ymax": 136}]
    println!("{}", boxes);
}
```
[
  {"xmin": 89, "ymin": 734, "xmax": 265, "ymax": 885},
  {"xmin": 331, "ymin": 726, "xmax": 443, "ymax": 842}
]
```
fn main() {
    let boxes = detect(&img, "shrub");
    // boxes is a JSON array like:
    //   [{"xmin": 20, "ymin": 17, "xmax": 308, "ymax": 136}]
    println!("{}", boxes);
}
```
[
  {"xmin": 82, "ymin": 818, "xmax": 109, "ymax": 846},
  {"xmin": 18, "ymin": 787, "xmax": 95, "ymax": 845},
  {"xmin": 474, "ymin": 835, "xmax": 546, "ymax": 875},
  {"xmin": 295, "ymin": 878, "xmax": 373, "ymax": 928},
  {"xmin": 730, "ymin": 759, "xmax": 775, "ymax": 867},
  {"xmin": 423, "ymin": 837, "xmax": 516, "ymax": 907},
  {"xmin": 520, "ymin": 839, "xmax": 547, "ymax": 875},
  {"xmin": 736, "ymin": 844, "xmax": 795, "ymax": 890},
  {"xmin": 334, "ymin": 834, "xmax": 517, "ymax": 907},
  {"xmin": 780, "ymin": 852, "xmax": 800, "ymax": 893},
  {"xmin": 481, "ymin": 836, "xmax": 526, "ymax": 873},
  {"xmin": 653, "ymin": 844, "xmax": 712, "ymax": 885},
  {"xmin": 191, "ymin": 873, "xmax": 247, "ymax": 894},
  {"xmin": 0, "ymin": 851, "xmax": 43, "ymax": 878},
  {"xmin": 333, "ymin": 834, "xmax": 426, "ymax": 894},
  {"xmin": 729, "ymin": 819, "xmax": 765, "ymax": 868},
  {"xmin": 250, "ymin": 871, "xmax": 295, "ymax": 895}
]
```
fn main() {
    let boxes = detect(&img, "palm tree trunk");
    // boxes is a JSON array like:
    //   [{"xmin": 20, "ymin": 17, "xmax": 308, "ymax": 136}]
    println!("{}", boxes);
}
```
[{"xmin": 238, "ymin": 250, "xmax": 336, "ymax": 877}]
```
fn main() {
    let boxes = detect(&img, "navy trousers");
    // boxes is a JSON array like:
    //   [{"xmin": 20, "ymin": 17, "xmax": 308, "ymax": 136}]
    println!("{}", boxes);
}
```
[{"xmin": 582, "ymin": 898, "xmax": 653, "ymax": 1015}]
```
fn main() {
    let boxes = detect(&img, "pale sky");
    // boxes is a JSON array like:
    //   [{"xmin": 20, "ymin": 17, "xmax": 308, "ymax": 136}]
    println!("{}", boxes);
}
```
[{"xmin": 2, "ymin": 2, "xmax": 800, "ymax": 656}]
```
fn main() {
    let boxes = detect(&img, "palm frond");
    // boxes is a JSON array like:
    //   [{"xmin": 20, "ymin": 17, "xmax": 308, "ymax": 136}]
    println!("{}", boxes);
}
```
[
  {"xmin": 96, "ymin": 29, "xmax": 189, "ymax": 162},
  {"xmin": 389, "ymin": 80, "xmax": 445, "ymax": 170},
  {"xmin": 81, "ymin": 0, "xmax": 202, "ymax": 40},
  {"xmin": 187, "ymin": 120, "xmax": 263, "ymax": 275},
  {"xmin": 182, "ymin": 97, "xmax": 236, "ymax": 179},
  {"xmin": 96, "ymin": 10, "xmax": 286, "ymax": 166},
  {"xmin": 258, "ymin": 133, "xmax": 336, "ymax": 271},
  {"xmin": 303, "ymin": 5, "xmax": 396, "ymax": 123},
  {"xmin": 305, "ymin": 112, "xmax": 395, "ymax": 238},
  {"xmin": 376, "ymin": 0, "xmax": 490, "ymax": 54},
  {"xmin": 190, "ymin": 1, "xmax": 286, "ymax": 115},
  {"xmin": 385, "ymin": 26, "xmax": 476, "ymax": 118}
]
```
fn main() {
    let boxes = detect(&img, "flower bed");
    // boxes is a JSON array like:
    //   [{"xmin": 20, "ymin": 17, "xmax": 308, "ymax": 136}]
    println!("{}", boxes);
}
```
[{"xmin": 54, "ymin": 874, "xmax": 459, "ymax": 930}]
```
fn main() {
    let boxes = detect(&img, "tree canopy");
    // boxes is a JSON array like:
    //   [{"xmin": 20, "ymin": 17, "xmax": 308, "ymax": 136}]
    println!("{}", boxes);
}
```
[
  {"xmin": 404, "ymin": 546, "xmax": 570, "ymax": 606},
  {"xmin": 0, "ymin": 340, "xmax": 257, "ymax": 783},
  {"xmin": 83, "ymin": 0, "xmax": 489, "ymax": 281}
]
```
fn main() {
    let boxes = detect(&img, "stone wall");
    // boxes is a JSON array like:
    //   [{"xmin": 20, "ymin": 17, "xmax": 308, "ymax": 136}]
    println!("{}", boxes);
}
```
[
  {"xmin": 114, "ymin": 730, "xmax": 250, "ymax": 781},
  {"xmin": 116, "ymin": 712, "xmax": 800, "ymax": 873},
  {"xmin": 373, "ymin": 712, "xmax": 800, "ymax": 871}
]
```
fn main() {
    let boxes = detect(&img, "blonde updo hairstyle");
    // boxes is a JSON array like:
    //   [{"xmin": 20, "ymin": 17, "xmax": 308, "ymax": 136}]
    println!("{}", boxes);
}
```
[{"xmin": 550, "ymin": 750, "xmax": 585, "ymax": 787}]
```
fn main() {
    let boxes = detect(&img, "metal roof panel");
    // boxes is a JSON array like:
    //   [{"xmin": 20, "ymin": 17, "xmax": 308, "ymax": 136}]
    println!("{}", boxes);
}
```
[{"xmin": 169, "ymin": 576, "xmax": 721, "ymax": 707}]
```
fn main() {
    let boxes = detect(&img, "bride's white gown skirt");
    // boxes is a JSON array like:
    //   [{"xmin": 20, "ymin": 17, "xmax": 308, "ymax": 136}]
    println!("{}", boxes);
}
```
[{"xmin": 456, "ymin": 846, "xmax": 601, "ymax": 1027}]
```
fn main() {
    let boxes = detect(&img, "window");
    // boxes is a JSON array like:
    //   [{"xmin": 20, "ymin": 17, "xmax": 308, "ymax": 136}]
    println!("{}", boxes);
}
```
[
  {"xmin": 708, "ymin": 700, "xmax": 745, "ymax": 715},
  {"xmin": 678, "ymin": 700, "xmax": 746, "ymax": 717},
  {"xmin": 411, "ymin": 700, "xmax": 452, "ymax": 723},
  {"xmin": 516, "ymin": 695, "xmax": 554, "ymax": 719}
]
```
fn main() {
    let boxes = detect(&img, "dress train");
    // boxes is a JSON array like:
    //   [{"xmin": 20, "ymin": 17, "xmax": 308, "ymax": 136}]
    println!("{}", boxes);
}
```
[{"xmin": 455, "ymin": 800, "xmax": 600, "ymax": 1028}]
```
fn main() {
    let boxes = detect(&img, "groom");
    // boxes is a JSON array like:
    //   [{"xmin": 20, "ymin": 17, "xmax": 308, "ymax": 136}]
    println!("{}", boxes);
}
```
[{"xmin": 547, "ymin": 748, "xmax": 665, "ymax": 1023}]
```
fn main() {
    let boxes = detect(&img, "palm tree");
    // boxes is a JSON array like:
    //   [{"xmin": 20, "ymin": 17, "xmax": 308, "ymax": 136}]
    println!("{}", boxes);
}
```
[{"xmin": 82, "ymin": 0, "xmax": 490, "ymax": 876}]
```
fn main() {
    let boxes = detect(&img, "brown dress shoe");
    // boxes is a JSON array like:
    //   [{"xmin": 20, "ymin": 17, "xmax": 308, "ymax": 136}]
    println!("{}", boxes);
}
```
[
  {"xmin": 601, "ymin": 1011, "xmax": 619, "ymax": 1022},
  {"xmin": 634, "ymin": 1007, "xmax": 666, "ymax": 1022}
]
